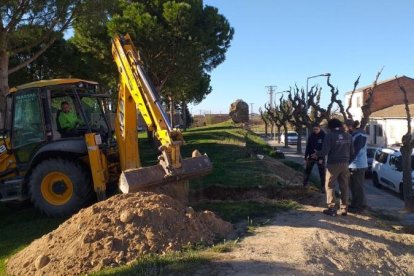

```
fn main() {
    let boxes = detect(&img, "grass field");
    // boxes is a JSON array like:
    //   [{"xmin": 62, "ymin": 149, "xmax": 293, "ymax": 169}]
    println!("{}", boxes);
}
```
[{"xmin": 0, "ymin": 121, "xmax": 297, "ymax": 275}]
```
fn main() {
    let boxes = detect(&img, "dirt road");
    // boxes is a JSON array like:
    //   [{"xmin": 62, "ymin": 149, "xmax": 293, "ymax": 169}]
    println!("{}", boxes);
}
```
[
  {"xmin": 265, "ymin": 138, "xmax": 414, "ymax": 222},
  {"xmin": 195, "ymin": 201, "xmax": 414, "ymax": 275}
]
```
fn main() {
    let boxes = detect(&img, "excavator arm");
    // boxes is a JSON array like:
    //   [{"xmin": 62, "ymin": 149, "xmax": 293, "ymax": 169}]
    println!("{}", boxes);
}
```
[{"xmin": 111, "ymin": 34, "xmax": 212, "ymax": 193}]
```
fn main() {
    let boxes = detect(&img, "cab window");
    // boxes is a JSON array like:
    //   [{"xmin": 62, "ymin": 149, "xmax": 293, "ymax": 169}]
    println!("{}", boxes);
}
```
[
  {"xmin": 12, "ymin": 90, "xmax": 45, "ymax": 147},
  {"xmin": 80, "ymin": 97, "xmax": 108, "ymax": 132}
]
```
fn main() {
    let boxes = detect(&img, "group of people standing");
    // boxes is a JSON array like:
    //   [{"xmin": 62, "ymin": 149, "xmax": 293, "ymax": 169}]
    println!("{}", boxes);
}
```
[{"xmin": 303, "ymin": 118, "xmax": 368, "ymax": 217}]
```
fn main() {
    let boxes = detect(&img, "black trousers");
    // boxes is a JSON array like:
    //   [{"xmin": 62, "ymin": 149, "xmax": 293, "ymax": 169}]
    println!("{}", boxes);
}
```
[{"xmin": 304, "ymin": 159, "xmax": 326, "ymax": 191}]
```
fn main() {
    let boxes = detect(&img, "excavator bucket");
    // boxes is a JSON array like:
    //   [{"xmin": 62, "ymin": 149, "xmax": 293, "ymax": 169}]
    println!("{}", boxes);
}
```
[{"xmin": 119, "ymin": 155, "xmax": 212, "ymax": 193}]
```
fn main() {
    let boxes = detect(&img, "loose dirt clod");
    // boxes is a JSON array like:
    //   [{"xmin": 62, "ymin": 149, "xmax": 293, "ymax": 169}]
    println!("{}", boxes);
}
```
[{"xmin": 6, "ymin": 192, "xmax": 232, "ymax": 276}]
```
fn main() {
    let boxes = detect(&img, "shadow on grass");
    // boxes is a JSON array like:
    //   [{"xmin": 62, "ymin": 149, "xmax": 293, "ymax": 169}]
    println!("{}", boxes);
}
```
[
  {"xmin": 185, "ymin": 125, "xmax": 237, "ymax": 133},
  {"xmin": 0, "ymin": 204, "xmax": 63, "ymax": 274},
  {"xmin": 193, "ymin": 200, "xmax": 299, "ymax": 224}
]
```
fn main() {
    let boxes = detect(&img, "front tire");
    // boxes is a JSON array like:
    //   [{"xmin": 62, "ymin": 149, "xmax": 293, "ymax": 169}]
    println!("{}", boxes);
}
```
[{"xmin": 29, "ymin": 158, "xmax": 93, "ymax": 217}]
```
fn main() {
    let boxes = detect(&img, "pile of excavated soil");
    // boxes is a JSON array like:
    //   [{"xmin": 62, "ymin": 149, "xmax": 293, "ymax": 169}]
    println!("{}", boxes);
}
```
[
  {"xmin": 261, "ymin": 156, "xmax": 303, "ymax": 186},
  {"xmin": 6, "ymin": 192, "xmax": 233, "ymax": 276}
]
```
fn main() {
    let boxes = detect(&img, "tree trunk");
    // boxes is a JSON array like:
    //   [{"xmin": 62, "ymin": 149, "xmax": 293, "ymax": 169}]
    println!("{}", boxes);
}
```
[
  {"xmin": 401, "ymin": 135, "xmax": 414, "ymax": 211},
  {"xmin": 283, "ymin": 125, "xmax": 289, "ymax": 148},
  {"xmin": 264, "ymin": 122, "xmax": 268, "ymax": 137},
  {"xmin": 181, "ymin": 101, "xmax": 187, "ymax": 131},
  {"xmin": 296, "ymin": 129, "xmax": 302, "ymax": 154},
  {"xmin": 0, "ymin": 49, "xmax": 8, "ymax": 129},
  {"xmin": 270, "ymin": 123, "xmax": 274, "ymax": 138},
  {"xmin": 276, "ymin": 126, "xmax": 281, "ymax": 143},
  {"xmin": 169, "ymin": 96, "xmax": 174, "ymax": 127}
]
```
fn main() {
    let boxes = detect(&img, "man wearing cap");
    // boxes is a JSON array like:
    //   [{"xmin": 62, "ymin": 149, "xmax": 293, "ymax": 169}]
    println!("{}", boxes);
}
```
[
  {"xmin": 304, "ymin": 122, "xmax": 326, "ymax": 193},
  {"xmin": 345, "ymin": 119, "xmax": 368, "ymax": 213},
  {"xmin": 311, "ymin": 118, "xmax": 354, "ymax": 216}
]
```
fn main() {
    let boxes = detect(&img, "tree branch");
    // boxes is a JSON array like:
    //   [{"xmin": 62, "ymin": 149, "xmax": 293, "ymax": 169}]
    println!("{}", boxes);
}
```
[
  {"xmin": 345, "ymin": 74, "xmax": 361, "ymax": 120},
  {"xmin": 5, "ymin": 0, "xmax": 31, "ymax": 32},
  {"xmin": 360, "ymin": 67, "xmax": 383, "ymax": 129},
  {"xmin": 8, "ymin": 37, "xmax": 57, "ymax": 74}
]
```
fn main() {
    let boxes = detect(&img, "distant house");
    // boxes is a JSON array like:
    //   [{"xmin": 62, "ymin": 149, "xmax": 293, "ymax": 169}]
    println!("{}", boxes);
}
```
[
  {"xmin": 344, "ymin": 76, "xmax": 414, "ymax": 146},
  {"xmin": 368, "ymin": 104, "xmax": 414, "ymax": 146}
]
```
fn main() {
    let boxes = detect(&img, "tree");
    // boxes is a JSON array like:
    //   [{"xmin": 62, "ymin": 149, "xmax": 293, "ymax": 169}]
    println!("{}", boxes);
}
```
[
  {"xmin": 264, "ymin": 103, "xmax": 284, "ymax": 143},
  {"xmin": 340, "ymin": 69, "xmax": 383, "ymax": 128},
  {"xmin": 73, "ymin": 0, "xmax": 234, "ymax": 105},
  {"xmin": 287, "ymin": 86, "xmax": 307, "ymax": 153},
  {"xmin": 395, "ymin": 76, "xmax": 414, "ymax": 212},
  {"xmin": 277, "ymin": 96, "xmax": 293, "ymax": 148},
  {"xmin": 259, "ymin": 107, "xmax": 270, "ymax": 137},
  {"xmin": 0, "ymin": 0, "xmax": 92, "ymax": 124}
]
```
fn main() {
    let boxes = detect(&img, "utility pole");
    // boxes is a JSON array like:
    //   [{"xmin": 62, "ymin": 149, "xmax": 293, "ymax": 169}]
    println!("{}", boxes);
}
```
[
  {"xmin": 265, "ymin": 85, "xmax": 277, "ymax": 109},
  {"xmin": 250, "ymin": 103, "xmax": 254, "ymax": 119}
]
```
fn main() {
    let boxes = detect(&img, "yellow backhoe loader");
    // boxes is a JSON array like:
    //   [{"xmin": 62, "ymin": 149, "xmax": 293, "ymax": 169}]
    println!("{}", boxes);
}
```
[{"xmin": 0, "ymin": 34, "xmax": 212, "ymax": 217}]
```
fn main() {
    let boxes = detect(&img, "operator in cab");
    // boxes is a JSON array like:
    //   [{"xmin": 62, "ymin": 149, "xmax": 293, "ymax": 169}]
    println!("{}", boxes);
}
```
[{"xmin": 58, "ymin": 101, "xmax": 82, "ymax": 137}]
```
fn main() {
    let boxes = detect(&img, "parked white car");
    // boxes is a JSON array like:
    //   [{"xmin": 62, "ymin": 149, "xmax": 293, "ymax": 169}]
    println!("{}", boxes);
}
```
[
  {"xmin": 372, "ymin": 148, "xmax": 414, "ymax": 198},
  {"xmin": 280, "ymin": 131, "xmax": 299, "ymax": 145}
]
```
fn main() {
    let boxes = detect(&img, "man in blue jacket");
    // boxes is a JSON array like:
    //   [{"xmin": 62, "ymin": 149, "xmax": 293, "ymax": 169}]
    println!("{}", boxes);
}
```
[
  {"xmin": 304, "ymin": 122, "xmax": 326, "ymax": 193},
  {"xmin": 345, "ymin": 119, "xmax": 368, "ymax": 213}
]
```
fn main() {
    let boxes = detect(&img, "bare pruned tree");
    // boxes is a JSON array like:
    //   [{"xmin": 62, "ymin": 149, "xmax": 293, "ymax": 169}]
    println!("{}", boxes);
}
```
[
  {"xmin": 265, "ymin": 103, "xmax": 284, "ymax": 143},
  {"xmin": 395, "ymin": 76, "xmax": 414, "ymax": 212},
  {"xmin": 359, "ymin": 68, "xmax": 383, "ymax": 129},
  {"xmin": 287, "ymin": 86, "xmax": 308, "ymax": 153},
  {"xmin": 259, "ymin": 107, "xmax": 270, "ymax": 137},
  {"xmin": 326, "ymin": 75, "xmax": 348, "ymax": 120},
  {"xmin": 276, "ymin": 96, "xmax": 293, "ymax": 147},
  {"xmin": 345, "ymin": 75, "xmax": 361, "ymax": 120}
]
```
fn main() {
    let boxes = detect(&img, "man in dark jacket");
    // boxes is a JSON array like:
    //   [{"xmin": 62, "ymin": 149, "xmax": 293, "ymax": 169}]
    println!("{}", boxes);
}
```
[
  {"xmin": 312, "ymin": 118, "xmax": 354, "ymax": 216},
  {"xmin": 304, "ymin": 122, "xmax": 326, "ymax": 193}
]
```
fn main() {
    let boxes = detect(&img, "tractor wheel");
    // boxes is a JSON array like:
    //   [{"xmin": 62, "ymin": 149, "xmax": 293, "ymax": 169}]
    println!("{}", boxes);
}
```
[{"xmin": 29, "ymin": 158, "xmax": 94, "ymax": 217}]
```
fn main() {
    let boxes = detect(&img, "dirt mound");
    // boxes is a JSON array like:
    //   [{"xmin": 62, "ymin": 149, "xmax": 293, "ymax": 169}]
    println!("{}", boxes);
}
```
[
  {"xmin": 6, "ymin": 192, "xmax": 233, "ymax": 276},
  {"xmin": 261, "ymin": 156, "xmax": 303, "ymax": 186}
]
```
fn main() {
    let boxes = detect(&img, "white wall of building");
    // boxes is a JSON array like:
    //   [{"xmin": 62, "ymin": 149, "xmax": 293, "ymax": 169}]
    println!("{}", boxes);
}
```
[
  {"xmin": 367, "ymin": 118, "xmax": 414, "ymax": 146},
  {"xmin": 344, "ymin": 91, "xmax": 364, "ymax": 122}
]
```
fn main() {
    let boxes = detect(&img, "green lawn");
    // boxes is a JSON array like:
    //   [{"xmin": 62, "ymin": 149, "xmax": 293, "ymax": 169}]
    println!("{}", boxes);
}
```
[
  {"xmin": 0, "ymin": 121, "xmax": 298, "ymax": 275},
  {"xmin": 181, "ymin": 122, "xmax": 276, "ymax": 189}
]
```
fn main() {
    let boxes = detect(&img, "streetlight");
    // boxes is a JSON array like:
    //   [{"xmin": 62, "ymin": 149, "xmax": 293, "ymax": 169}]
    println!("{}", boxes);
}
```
[{"xmin": 305, "ymin": 73, "xmax": 331, "ymax": 139}]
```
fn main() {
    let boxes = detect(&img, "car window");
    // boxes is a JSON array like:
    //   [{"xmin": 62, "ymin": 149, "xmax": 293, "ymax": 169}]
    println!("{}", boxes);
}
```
[
  {"xmin": 287, "ymin": 133, "xmax": 297, "ymax": 137},
  {"xmin": 389, "ymin": 155, "xmax": 398, "ymax": 166},
  {"xmin": 376, "ymin": 152, "xmax": 388, "ymax": 164}
]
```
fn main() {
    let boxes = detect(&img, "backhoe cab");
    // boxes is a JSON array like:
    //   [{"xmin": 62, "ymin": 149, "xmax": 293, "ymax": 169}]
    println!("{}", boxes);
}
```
[
  {"xmin": 0, "ymin": 34, "xmax": 212, "ymax": 217},
  {"xmin": 0, "ymin": 79, "xmax": 117, "ymax": 217}
]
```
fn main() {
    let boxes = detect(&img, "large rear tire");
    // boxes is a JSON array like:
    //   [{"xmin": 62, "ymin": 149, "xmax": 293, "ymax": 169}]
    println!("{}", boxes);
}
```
[{"xmin": 29, "ymin": 158, "xmax": 93, "ymax": 217}]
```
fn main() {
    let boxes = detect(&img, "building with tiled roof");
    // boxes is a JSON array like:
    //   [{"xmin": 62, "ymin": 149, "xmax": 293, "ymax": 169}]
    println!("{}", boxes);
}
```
[{"xmin": 344, "ymin": 76, "xmax": 414, "ymax": 146}]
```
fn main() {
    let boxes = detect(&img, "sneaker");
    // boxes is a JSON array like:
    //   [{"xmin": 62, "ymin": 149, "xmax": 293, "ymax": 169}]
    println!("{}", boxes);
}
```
[
  {"xmin": 322, "ymin": 208, "xmax": 337, "ymax": 217},
  {"xmin": 339, "ymin": 209, "xmax": 347, "ymax": 216}
]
